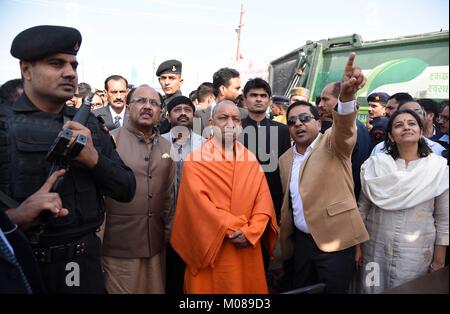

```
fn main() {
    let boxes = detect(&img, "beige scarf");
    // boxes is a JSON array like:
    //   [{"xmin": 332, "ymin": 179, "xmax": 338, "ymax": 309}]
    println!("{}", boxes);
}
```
[{"xmin": 360, "ymin": 153, "xmax": 449, "ymax": 210}]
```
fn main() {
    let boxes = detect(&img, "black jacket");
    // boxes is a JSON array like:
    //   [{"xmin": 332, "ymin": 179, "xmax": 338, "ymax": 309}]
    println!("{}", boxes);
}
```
[
  {"xmin": 3, "ymin": 94, "xmax": 136, "ymax": 246},
  {"xmin": 0, "ymin": 209, "xmax": 45, "ymax": 294},
  {"xmin": 92, "ymin": 104, "xmax": 128, "ymax": 131},
  {"xmin": 240, "ymin": 117, "xmax": 291, "ymax": 220}
]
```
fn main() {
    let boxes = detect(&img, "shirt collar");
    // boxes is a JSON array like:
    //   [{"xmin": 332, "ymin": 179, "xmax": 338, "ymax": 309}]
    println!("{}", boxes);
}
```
[
  {"xmin": 244, "ymin": 116, "xmax": 268, "ymax": 126},
  {"xmin": 209, "ymin": 100, "xmax": 217, "ymax": 117},
  {"xmin": 13, "ymin": 93, "xmax": 68, "ymax": 115},
  {"xmin": 164, "ymin": 90, "xmax": 183, "ymax": 105},
  {"xmin": 125, "ymin": 122, "xmax": 159, "ymax": 144},
  {"xmin": 439, "ymin": 133, "xmax": 449, "ymax": 143},
  {"xmin": 109, "ymin": 105, "xmax": 125, "ymax": 120},
  {"xmin": 293, "ymin": 133, "xmax": 322, "ymax": 157}
]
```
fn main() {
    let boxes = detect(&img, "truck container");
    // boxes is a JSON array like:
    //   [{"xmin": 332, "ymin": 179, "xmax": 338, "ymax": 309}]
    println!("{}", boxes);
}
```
[{"xmin": 269, "ymin": 30, "xmax": 449, "ymax": 123}]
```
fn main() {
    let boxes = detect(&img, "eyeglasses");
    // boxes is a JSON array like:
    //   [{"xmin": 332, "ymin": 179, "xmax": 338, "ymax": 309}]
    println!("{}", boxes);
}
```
[
  {"xmin": 287, "ymin": 113, "xmax": 315, "ymax": 126},
  {"xmin": 129, "ymin": 97, "xmax": 161, "ymax": 106}
]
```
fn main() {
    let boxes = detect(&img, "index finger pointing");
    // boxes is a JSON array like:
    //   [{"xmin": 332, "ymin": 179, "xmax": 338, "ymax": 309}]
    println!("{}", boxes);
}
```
[
  {"xmin": 344, "ymin": 52, "xmax": 356, "ymax": 74},
  {"xmin": 39, "ymin": 169, "xmax": 66, "ymax": 193}
]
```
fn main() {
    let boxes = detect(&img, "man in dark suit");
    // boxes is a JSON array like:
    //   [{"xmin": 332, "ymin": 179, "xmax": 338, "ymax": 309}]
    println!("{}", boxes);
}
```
[
  {"xmin": 93, "ymin": 75, "xmax": 129, "ymax": 131},
  {"xmin": 1, "ymin": 210, "xmax": 41, "ymax": 294},
  {"xmin": 195, "ymin": 68, "xmax": 248, "ymax": 137}
]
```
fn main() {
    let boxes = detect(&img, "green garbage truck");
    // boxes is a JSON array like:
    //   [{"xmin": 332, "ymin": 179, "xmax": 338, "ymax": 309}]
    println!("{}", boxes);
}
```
[{"xmin": 269, "ymin": 30, "xmax": 449, "ymax": 123}]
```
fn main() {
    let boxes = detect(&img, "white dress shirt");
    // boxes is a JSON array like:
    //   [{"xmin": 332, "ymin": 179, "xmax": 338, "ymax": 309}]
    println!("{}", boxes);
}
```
[
  {"xmin": 209, "ymin": 101, "xmax": 217, "ymax": 118},
  {"xmin": 438, "ymin": 133, "xmax": 449, "ymax": 144},
  {"xmin": 290, "ymin": 99, "xmax": 357, "ymax": 233},
  {"xmin": 162, "ymin": 130, "xmax": 205, "ymax": 162},
  {"xmin": 109, "ymin": 106, "xmax": 126, "ymax": 127}
]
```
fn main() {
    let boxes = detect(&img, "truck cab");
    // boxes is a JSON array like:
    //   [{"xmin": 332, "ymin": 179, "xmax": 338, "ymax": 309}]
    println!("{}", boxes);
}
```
[{"xmin": 269, "ymin": 30, "xmax": 449, "ymax": 123}]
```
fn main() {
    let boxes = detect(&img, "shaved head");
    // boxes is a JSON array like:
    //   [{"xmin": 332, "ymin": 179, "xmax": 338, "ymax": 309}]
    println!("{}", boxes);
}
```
[
  {"xmin": 209, "ymin": 100, "xmax": 242, "ymax": 145},
  {"xmin": 212, "ymin": 100, "xmax": 239, "ymax": 118},
  {"xmin": 398, "ymin": 101, "xmax": 425, "ymax": 121}
]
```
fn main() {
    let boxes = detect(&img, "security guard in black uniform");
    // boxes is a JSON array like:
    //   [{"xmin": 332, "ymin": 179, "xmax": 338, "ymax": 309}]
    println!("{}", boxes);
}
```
[
  {"xmin": 156, "ymin": 59, "xmax": 183, "ymax": 134},
  {"xmin": 0, "ymin": 25, "xmax": 136, "ymax": 293},
  {"xmin": 367, "ymin": 92, "xmax": 389, "ymax": 149}
]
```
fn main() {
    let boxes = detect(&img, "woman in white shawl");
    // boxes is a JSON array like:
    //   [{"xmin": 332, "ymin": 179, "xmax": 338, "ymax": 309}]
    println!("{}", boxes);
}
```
[{"xmin": 357, "ymin": 109, "xmax": 448, "ymax": 294}]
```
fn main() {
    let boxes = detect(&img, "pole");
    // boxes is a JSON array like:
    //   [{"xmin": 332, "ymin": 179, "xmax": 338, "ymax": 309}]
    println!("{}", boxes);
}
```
[
  {"xmin": 235, "ymin": 4, "xmax": 244, "ymax": 62},
  {"xmin": 152, "ymin": 56, "xmax": 156, "ymax": 86}
]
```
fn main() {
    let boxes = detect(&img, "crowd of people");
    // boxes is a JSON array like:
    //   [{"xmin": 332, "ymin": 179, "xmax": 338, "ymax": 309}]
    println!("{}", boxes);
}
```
[{"xmin": 0, "ymin": 25, "xmax": 448, "ymax": 295}]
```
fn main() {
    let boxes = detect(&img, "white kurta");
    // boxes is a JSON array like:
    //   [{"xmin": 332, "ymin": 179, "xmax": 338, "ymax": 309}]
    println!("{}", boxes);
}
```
[{"xmin": 357, "ymin": 189, "xmax": 449, "ymax": 293}]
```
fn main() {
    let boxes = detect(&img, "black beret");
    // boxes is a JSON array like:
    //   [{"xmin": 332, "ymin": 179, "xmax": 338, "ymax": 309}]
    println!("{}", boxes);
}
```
[
  {"xmin": 167, "ymin": 96, "xmax": 195, "ymax": 113},
  {"xmin": 272, "ymin": 95, "xmax": 289, "ymax": 105},
  {"xmin": 11, "ymin": 25, "xmax": 82, "ymax": 61},
  {"xmin": 156, "ymin": 59, "xmax": 182, "ymax": 76},
  {"xmin": 367, "ymin": 92, "xmax": 390, "ymax": 104}
]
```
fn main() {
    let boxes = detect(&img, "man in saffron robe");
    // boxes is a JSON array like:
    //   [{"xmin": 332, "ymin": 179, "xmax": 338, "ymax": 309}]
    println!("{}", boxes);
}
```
[{"xmin": 170, "ymin": 100, "xmax": 278, "ymax": 294}]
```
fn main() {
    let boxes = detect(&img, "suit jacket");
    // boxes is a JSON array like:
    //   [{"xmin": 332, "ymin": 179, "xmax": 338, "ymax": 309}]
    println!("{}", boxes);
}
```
[
  {"xmin": 0, "ymin": 209, "xmax": 45, "ymax": 293},
  {"xmin": 430, "ymin": 132, "xmax": 449, "ymax": 150},
  {"xmin": 93, "ymin": 104, "xmax": 128, "ymax": 131},
  {"xmin": 321, "ymin": 119, "xmax": 371, "ymax": 200},
  {"xmin": 240, "ymin": 117, "xmax": 291, "ymax": 220},
  {"xmin": 194, "ymin": 104, "xmax": 248, "ymax": 138},
  {"xmin": 279, "ymin": 111, "xmax": 369, "ymax": 261}
]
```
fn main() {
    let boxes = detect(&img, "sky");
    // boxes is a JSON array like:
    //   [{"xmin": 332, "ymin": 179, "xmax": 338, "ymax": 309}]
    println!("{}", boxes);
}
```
[{"xmin": 0, "ymin": 0, "xmax": 448, "ymax": 94}]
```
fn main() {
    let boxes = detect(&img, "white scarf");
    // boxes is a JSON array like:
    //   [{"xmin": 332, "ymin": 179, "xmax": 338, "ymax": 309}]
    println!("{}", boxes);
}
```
[{"xmin": 360, "ymin": 153, "xmax": 449, "ymax": 210}]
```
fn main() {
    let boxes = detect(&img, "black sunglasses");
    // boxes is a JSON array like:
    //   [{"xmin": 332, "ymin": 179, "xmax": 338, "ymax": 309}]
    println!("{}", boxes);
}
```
[{"xmin": 287, "ymin": 113, "xmax": 315, "ymax": 126}]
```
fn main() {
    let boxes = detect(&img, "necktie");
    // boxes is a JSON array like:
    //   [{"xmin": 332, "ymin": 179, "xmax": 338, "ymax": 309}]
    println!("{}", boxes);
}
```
[
  {"xmin": 175, "ymin": 160, "xmax": 182, "ymax": 202},
  {"xmin": 0, "ymin": 231, "xmax": 32, "ymax": 293},
  {"xmin": 114, "ymin": 116, "xmax": 121, "ymax": 128}
]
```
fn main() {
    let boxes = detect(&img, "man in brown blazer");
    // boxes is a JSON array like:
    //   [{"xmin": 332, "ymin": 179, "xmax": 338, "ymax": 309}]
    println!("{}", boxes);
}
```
[
  {"xmin": 101, "ymin": 85, "xmax": 175, "ymax": 293},
  {"xmin": 278, "ymin": 53, "xmax": 369, "ymax": 293}
]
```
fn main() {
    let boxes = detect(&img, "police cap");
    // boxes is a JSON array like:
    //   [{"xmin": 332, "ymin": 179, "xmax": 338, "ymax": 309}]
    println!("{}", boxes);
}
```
[
  {"xmin": 156, "ymin": 59, "xmax": 182, "ymax": 77},
  {"xmin": 290, "ymin": 87, "xmax": 310, "ymax": 99},
  {"xmin": 11, "ymin": 25, "xmax": 82, "ymax": 61},
  {"xmin": 367, "ymin": 92, "xmax": 390, "ymax": 104},
  {"xmin": 272, "ymin": 95, "xmax": 289, "ymax": 105}
]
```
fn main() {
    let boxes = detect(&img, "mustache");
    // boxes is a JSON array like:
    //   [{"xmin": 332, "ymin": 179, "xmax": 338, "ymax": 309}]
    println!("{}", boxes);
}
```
[
  {"xmin": 140, "ymin": 109, "xmax": 153, "ymax": 116},
  {"xmin": 177, "ymin": 114, "xmax": 189, "ymax": 121}
]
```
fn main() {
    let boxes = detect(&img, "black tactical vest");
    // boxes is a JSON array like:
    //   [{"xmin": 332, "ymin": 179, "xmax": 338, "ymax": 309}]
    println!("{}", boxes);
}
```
[
  {"xmin": 0, "ymin": 105, "xmax": 12, "ymax": 196},
  {"xmin": 2, "ymin": 101, "xmax": 105, "ymax": 246}
]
